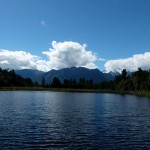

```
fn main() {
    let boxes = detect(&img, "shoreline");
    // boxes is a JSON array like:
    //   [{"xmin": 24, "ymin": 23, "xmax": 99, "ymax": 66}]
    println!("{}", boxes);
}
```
[{"xmin": 0, "ymin": 87, "xmax": 150, "ymax": 98}]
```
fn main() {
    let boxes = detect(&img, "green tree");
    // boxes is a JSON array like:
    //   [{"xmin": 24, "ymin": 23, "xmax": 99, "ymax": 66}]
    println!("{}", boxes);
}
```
[
  {"xmin": 0, "ymin": 68, "xmax": 34, "ymax": 87},
  {"xmin": 51, "ymin": 77, "xmax": 61, "ymax": 88},
  {"xmin": 41, "ymin": 77, "xmax": 45, "ymax": 87},
  {"xmin": 121, "ymin": 69, "xmax": 127, "ymax": 80}
]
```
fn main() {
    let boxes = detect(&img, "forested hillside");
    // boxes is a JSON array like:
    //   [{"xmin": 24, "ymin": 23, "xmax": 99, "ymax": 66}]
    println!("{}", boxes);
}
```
[
  {"xmin": 0, "ymin": 67, "xmax": 150, "ymax": 92},
  {"xmin": 99, "ymin": 68, "xmax": 150, "ymax": 91},
  {"xmin": 0, "ymin": 68, "xmax": 33, "ymax": 87},
  {"xmin": 49, "ymin": 68, "xmax": 150, "ymax": 92}
]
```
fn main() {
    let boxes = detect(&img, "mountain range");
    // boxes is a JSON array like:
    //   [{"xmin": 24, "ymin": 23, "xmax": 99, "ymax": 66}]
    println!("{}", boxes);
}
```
[{"xmin": 15, "ymin": 67, "xmax": 115, "ymax": 84}]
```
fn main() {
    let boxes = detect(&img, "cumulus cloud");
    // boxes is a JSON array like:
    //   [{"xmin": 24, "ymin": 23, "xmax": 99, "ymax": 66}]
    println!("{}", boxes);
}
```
[
  {"xmin": 0, "ymin": 41, "xmax": 99, "ymax": 71},
  {"xmin": 104, "ymin": 52, "xmax": 150, "ymax": 73},
  {"xmin": 0, "ymin": 50, "xmax": 39, "ymax": 70},
  {"xmin": 42, "ymin": 41, "xmax": 98, "ymax": 70}
]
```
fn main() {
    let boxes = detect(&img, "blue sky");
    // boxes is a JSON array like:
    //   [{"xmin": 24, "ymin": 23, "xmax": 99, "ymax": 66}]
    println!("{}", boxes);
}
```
[{"xmin": 0, "ymin": 0, "xmax": 150, "ymax": 72}]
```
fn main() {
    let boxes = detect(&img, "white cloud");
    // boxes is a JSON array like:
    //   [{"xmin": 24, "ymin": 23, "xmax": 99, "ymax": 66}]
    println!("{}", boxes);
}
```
[
  {"xmin": 1, "ymin": 44, "xmax": 149, "ymax": 73},
  {"xmin": 0, "ymin": 41, "xmax": 99, "ymax": 71},
  {"xmin": 42, "ymin": 41, "xmax": 98, "ymax": 70},
  {"xmin": 0, "ymin": 50, "xmax": 38, "ymax": 70},
  {"xmin": 104, "ymin": 52, "xmax": 150, "ymax": 73},
  {"xmin": 0, "ymin": 60, "xmax": 9, "ymax": 64}
]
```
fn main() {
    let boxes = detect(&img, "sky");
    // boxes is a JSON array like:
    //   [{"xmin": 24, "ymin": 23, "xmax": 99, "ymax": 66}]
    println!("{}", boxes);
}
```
[{"xmin": 0, "ymin": 0, "xmax": 150, "ymax": 72}]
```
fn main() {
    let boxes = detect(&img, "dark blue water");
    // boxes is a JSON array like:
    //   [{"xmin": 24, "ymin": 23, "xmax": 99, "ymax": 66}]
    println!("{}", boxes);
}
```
[{"xmin": 0, "ymin": 91, "xmax": 150, "ymax": 149}]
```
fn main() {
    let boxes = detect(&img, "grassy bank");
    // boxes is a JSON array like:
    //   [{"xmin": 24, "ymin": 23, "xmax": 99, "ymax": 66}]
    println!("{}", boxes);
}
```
[
  {"xmin": 0, "ymin": 87, "xmax": 150, "ymax": 98},
  {"xmin": 0, "ymin": 87, "xmax": 109, "ymax": 93},
  {"xmin": 124, "ymin": 91, "xmax": 150, "ymax": 98}
]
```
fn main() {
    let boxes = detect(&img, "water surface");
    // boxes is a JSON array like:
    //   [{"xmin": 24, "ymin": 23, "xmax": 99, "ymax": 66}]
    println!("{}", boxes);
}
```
[{"xmin": 0, "ymin": 91, "xmax": 150, "ymax": 149}]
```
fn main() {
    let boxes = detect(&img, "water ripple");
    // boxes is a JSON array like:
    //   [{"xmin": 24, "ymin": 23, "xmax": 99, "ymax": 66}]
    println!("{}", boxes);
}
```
[{"xmin": 0, "ymin": 91, "xmax": 150, "ymax": 149}]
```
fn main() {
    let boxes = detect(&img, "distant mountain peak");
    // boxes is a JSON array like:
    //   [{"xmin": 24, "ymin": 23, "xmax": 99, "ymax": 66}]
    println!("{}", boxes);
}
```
[{"xmin": 15, "ymin": 67, "xmax": 114, "ymax": 84}]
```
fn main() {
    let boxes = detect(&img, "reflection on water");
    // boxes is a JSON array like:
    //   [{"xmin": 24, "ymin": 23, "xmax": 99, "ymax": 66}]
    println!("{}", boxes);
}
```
[{"xmin": 0, "ymin": 91, "xmax": 150, "ymax": 149}]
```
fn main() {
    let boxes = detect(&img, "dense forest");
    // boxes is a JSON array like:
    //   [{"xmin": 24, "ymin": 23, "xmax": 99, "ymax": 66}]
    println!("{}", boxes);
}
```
[
  {"xmin": 99, "ymin": 68, "xmax": 150, "ymax": 91},
  {"xmin": 0, "ymin": 68, "xmax": 150, "ymax": 92},
  {"xmin": 0, "ymin": 68, "xmax": 33, "ymax": 87},
  {"xmin": 49, "ymin": 68, "xmax": 150, "ymax": 91}
]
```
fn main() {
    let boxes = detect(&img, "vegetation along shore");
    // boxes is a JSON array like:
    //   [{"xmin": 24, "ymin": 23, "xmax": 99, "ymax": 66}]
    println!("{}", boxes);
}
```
[{"xmin": 0, "ymin": 67, "xmax": 150, "ymax": 98}]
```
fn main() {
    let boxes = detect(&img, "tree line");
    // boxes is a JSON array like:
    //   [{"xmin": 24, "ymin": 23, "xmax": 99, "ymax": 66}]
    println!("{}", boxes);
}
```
[
  {"xmin": 49, "ymin": 68, "xmax": 150, "ymax": 91},
  {"xmin": 99, "ymin": 68, "xmax": 150, "ymax": 91},
  {"xmin": 49, "ymin": 77, "xmax": 94, "ymax": 89},
  {"xmin": 0, "ymin": 67, "xmax": 150, "ymax": 92},
  {"xmin": 0, "ymin": 68, "xmax": 33, "ymax": 87}
]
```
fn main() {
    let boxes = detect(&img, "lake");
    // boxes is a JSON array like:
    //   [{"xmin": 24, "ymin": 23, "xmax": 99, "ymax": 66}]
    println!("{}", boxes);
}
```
[{"xmin": 0, "ymin": 91, "xmax": 150, "ymax": 149}]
